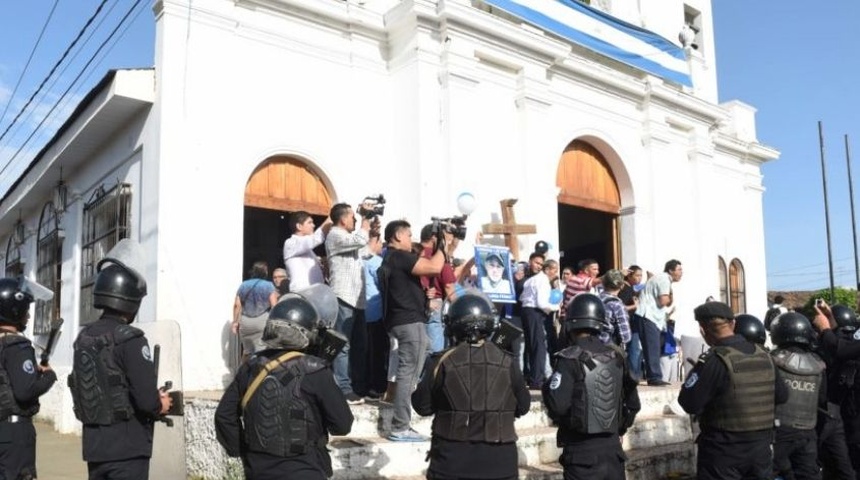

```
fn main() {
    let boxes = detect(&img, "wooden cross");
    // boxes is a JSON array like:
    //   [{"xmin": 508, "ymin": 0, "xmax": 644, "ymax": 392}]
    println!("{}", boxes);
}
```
[{"xmin": 481, "ymin": 198, "xmax": 537, "ymax": 261}]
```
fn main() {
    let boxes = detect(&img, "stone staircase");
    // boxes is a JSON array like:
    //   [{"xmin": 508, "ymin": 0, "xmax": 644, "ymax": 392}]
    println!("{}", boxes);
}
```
[{"xmin": 184, "ymin": 385, "xmax": 696, "ymax": 480}]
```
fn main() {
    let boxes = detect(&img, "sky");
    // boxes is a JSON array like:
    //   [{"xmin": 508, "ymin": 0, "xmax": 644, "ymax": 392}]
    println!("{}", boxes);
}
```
[{"xmin": 0, "ymin": 1, "xmax": 858, "ymax": 292}]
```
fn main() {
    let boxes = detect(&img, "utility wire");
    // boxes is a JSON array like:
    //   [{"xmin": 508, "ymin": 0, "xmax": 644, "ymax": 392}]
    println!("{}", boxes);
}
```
[
  {"xmin": 0, "ymin": 0, "xmax": 145, "ymax": 180},
  {"xmin": 1, "ymin": 0, "xmax": 121, "ymax": 155},
  {"xmin": 0, "ymin": 0, "xmax": 59, "ymax": 130},
  {"xmin": 0, "ymin": 0, "xmax": 109, "ymax": 146}
]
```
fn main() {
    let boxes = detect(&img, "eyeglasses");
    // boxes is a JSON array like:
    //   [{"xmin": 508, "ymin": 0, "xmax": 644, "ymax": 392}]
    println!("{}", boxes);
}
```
[{"xmin": 274, "ymin": 275, "xmax": 287, "ymax": 280}]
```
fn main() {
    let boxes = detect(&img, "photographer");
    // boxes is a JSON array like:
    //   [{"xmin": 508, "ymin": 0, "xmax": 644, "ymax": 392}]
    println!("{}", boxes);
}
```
[
  {"xmin": 325, "ymin": 203, "xmax": 371, "ymax": 404},
  {"xmin": 419, "ymin": 224, "xmax": 457, "ymax": 355},
  {"xmin": 378, "ymin": 220, "xmax": 445, "ymax": 442}
]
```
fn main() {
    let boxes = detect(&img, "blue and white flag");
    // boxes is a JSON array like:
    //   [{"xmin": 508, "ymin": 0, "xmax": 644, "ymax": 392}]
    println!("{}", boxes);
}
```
[{"xmin": 482, "ymin": 0, "xmax": 692, "ymax": 87}]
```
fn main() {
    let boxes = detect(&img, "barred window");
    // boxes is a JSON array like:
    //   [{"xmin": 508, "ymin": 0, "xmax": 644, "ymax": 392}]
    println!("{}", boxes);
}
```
[
  {"xmin": 729, "ymin": 259, "xmax": 746, "ymax": 314},
  {"xmin": 35, "ymin": 202, "xmax": 63, "ymax": 334},
  {"xmin": 717, "ymin": 256, "xmax": 728, "ymax": 304},
  {"xmin": 5, "ymin": 229, "xmax": 23, "ymax": 278},
  {"xmin": 80, "ymin": 183, "xmax": 132, "ymax": 324}
]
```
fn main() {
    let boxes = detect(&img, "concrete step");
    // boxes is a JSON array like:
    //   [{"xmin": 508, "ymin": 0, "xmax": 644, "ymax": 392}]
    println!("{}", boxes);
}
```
[{"xmin": 183, "ymin": 383, "xmax": 693, "ymax": 480}]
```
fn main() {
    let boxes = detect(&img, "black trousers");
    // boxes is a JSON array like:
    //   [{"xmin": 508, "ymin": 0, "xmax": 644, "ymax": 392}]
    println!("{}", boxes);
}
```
[
  {"xmin": 817, "ymin": 407, "xmax": 855, "ymax": 480},
  {"xmin": 366, "ymin": 320, "xmax": 390, "ymax": 394},
  {"xmin": 88, "ymin": 457, "xmax": 150, "ymax": 480},
  {"xmin": 0, "ymin": 419, "xmax": 36, "ymax": 480},
  {"xmin": 560, "ymin": 443, "xmax": 626, "ymax": 480},
  {"xmin": 773, "ymin": 431, "xmax": 820, "ymax": 480},
  {"xmin": 521, "ymin": 307, "xmax": 548, "ymax": 387},
  {"xmin": 697, "ymin": 437, "xmax": 771, "ymax": 480}
]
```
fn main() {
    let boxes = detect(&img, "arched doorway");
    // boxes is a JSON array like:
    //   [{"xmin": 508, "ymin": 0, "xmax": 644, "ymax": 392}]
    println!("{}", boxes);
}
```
[
  {"xmin": 556, "ymin": 140, "xmax": 621, "ymax": 274},
  {"xmin": 243, "ymin": 156, "xmax": 333, "ymax": 277}
]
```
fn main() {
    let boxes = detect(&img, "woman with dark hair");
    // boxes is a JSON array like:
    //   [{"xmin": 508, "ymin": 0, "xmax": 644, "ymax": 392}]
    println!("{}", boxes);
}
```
[{"xmin": 232, "ymin": 261, "xmax": 275, "ymax": 359}]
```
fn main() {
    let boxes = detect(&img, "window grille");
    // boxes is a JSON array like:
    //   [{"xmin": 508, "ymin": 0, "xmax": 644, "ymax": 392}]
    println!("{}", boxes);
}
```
[
  {"xmin": 35, "ymin": 202, "xmax": 63, "ymax": 334},
  {"xmin": 79, "ymin": 183, "xmax": 132, "ymax": 323},
  {"xmin": 5, "ymin": 235, "xmax": 23, "ymax": 278}
]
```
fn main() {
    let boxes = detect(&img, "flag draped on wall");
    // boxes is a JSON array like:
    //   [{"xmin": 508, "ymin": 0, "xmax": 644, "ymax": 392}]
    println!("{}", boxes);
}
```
[{"xmin": 483, "ymin": 0, "xmax": 693, "ymax": 87}]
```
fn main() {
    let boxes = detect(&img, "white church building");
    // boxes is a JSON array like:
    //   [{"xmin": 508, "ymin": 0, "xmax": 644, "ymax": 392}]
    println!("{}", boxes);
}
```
[{"xmin": 0, "ymin": 0, "xmax": 777, "ymax": 434}]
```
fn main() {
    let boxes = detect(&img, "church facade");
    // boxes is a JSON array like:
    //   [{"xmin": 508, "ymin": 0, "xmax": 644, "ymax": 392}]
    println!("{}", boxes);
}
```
[{"xmin": 0, "ymin": 0, "xmax": 777, "ymax": 431}]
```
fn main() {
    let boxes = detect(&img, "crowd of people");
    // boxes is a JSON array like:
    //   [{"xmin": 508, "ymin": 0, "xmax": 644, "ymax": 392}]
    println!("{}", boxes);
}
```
[{"xmin": 6, "ymin": 201, "xmax": 860, "ymax": 480}]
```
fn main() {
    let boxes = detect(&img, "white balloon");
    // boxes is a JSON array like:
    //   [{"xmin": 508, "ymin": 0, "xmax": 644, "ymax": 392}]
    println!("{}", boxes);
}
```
[{"xmin": 457, "ymin": 192, "xmax": 477, "ymax": 215}]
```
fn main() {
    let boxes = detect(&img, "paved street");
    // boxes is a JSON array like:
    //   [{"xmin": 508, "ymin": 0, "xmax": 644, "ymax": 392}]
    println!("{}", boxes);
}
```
[{"xmin": 35, "ymin": 421, "xmax": 88, "ymax": 480}]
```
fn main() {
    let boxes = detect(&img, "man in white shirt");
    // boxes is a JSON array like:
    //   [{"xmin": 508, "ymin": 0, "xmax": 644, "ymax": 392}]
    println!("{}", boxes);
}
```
[
  {"xmin": 519, "ymin": 259, "xmax": 560, "ymax": 389},
  {"xmin": 325, "ymin": 203, "xmax": 371, "ymax": 404},
  {"xmin": 282, "ymin": 211, "xmax": 332, "ymax": 291},
  {"xmin": 635, "ymin": 259, "xmax": 683, "ymax": 386}
]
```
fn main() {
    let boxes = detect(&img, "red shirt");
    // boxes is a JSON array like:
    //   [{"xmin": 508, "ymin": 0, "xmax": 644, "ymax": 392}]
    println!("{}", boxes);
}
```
[{"xmin": 421, "ymin": 247, "xmax": 456, "ymax": 299}]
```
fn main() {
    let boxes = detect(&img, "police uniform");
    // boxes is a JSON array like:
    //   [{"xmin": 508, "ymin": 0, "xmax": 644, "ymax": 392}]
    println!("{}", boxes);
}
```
[
  {"xmin": 215, "ymin": 295, "xmax": 354, "ymax": 480},
  {"xmin": 678, "ymin": 302, "xmax": 788, "ymax": 480},
  {"xmin": 0, "ymin": 331, "xmax": 57, "ymax": 479},
  {"xmin": 542, "ymin": 293, "xmax": 640, "ymax": 480},
  {"xmin": 769, "ymin": 311, "xmax": 826, "ymax": 480},
  {"xmin": 818, "ymin": 325, "xmax": 860, "ymax": 478},
  {"xmin": 215, "ymin": 350, "xmax": 353, "ymax": 480},
  {"xmin": 412, "ymin": 340, "xmax": 530, "ymax": 480},
  {"xmin": 69, "ymin": 315, "xmax": 163, "ymax": 479}
]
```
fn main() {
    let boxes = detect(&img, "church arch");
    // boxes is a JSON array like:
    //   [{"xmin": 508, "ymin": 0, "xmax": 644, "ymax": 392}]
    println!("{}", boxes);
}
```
[
  {"xmin": 242, "ymin": 155, "xmax": 334, "ymax": 278},
  {"xmin": 555, "ymin": 138, "xmax": 629, "ymax": 272}
]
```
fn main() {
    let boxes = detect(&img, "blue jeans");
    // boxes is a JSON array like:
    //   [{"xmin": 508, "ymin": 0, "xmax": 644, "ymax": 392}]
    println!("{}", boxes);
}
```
[
  {"xmin": 639, "ymin": 316, "xmax": 664, "ymax": 383},
  {"xmin": 426, "ymin": 307, "xmax": 446, "ymax": 354},
  {"xmin": 627, "ymin": 314, "xmax": 643, "ymax": 381},
  {"xmin": 333, "ymin": 300, "xmax": 367, "ymax": 395}
]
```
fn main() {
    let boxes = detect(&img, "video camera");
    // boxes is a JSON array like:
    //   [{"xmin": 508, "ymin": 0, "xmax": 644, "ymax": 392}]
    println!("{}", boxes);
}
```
[
  {"xmin": 357, "ymin": 194, "xmax": 386, "ymax": 219},
  {"xmin": 430, "ymin": 215, "xmax": 468, "ymax": 241}
]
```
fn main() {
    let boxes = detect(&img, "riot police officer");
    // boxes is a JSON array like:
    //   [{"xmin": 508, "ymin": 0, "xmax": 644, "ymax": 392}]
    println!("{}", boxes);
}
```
[
  {"xmin": 215, "ymin": 296, "xmax": 354, "ymax": 479},
  {"xmin": 0, "ymin": 278, "xmax": 56, "ymax": 480},
  {"xmin": 813, "ymin": 302, "xmax": 860, "ymax": 478},
  {"xmin": 734, "ymin": 313, "xmax": 766, "ymax": 347},
  {"xmin": 411, "ymin": 292, "xmax": 530, "ymax": 480},
  {"xmin": 678, "ymin": 301, "xmax": 787, "ymax": 480},
  {"xmin": 542, "ymin": 293, "xmax": 640, "ymax": 480},
  {"xmin": 68, "ymin": 242, "xmax": 171, "ymax": 479},
  {"xmin": 770, "ymin": 312, "xmax": 826, "ymax": 480}
]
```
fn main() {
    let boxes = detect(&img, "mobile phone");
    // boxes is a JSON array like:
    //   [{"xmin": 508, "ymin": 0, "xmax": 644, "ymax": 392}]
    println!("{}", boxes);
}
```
[{"xmin": 815, "ymin": 298, "xmax": 824, "ymax": 307}]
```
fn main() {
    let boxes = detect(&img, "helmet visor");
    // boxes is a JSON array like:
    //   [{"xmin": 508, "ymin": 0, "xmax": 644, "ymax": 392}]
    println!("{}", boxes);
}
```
[{"xmin": 20, "ymin": 278, "xmax": 53, "ymax": 302}]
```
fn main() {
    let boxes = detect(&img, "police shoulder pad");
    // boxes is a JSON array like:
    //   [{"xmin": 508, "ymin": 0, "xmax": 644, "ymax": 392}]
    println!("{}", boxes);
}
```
[
  {"xmin": 556, "ymin": 345, "xmax": 583, "ymax": 360},
  {"xmin": 696, "ymin": 350, "xmax": 714, "ymax": 365},
  {"xmin": 113, "ymin": 324, "xmax": 144, "ymax": 344},
  {"xmin": 301, "ymin": 354, "xmax": 326, "ymax": 374}
]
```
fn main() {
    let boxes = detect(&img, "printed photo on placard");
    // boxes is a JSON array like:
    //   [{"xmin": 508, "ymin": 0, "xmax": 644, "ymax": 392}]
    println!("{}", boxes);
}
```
[{"xmin": 474, "ymin": 245, "xmax": 515, "ymax": 303}]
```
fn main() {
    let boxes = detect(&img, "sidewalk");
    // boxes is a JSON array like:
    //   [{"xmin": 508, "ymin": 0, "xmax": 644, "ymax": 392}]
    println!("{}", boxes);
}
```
[{"xmin": 35, "ymin": 421, "xmax": 88, "ymax": 480}]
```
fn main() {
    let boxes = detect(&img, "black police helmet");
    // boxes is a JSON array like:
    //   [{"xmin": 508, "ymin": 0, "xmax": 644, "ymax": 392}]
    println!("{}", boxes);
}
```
[
  {"xmin": 0, "ymin": 278, "xmax": 34, "ymax": 327},
  {"xmin": 770, "ymin": 312, "xmax": 815, "ymax": 347},
  {"xmin": 734, "ymin": 314, "xmax": 766, "ymax": 346},
  {"xmin": 93, "ymin": 264, "xmax": 147, "ymax": 315},
  {"xmin": 446, "ymin": 293, "xmax": 496, "ymax": 343},
  {"xmin": 564, "ymin": 293, "xmax": 605, "ymax": 334},
  {"xmin": 262, "ymin": 296, "xmax": 320, "ymax": 350},
  {"xmin": 831, "ymin": 304, "xmax": 859, "ymax": 333}
]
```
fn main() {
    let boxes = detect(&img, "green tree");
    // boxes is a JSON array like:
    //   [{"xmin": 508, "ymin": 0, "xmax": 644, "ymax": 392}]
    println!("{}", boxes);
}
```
[{"xmin": 800, "ymin": 287, "xmax": 858, "ymax": 319}]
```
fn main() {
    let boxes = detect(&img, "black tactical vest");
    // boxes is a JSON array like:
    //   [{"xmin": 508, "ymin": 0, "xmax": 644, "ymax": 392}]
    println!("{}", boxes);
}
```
[
  {"xmin": 243, "ymin": 354, "xmax": 327, "ymax": 457},
  {"xmin": 558, "ymin": 344, "xmax": 624, "ymax": 435},
  {"xmin": 68, "ymin": 324, "xmax": 141, "ymax": 425},
  {"xmin": 699, "ymin": 345, "xmax": 776, "ymax": 432},
  {"xmin": 0, "ymin": 333, "xmax": 39, "ymax": 419},
  {"xmin": 432, "ymin": 342, "xmax": 518, "ymax": 443},
  {"xmin": 772, "ymin": 348, "xmax": 824, "ymax": 430}
]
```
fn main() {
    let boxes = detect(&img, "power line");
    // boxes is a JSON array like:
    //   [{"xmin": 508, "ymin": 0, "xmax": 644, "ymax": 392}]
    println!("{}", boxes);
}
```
[
  {"xmin": 0, "ymin": 0, "xmax": 59, "ymax": 130},
  {"xmin": 0, "ymin": 0, "xmax": 122, "ymax": 157},
  {"xmin": 0, "ymin": 0, "xmax": 146, "ymax": 179},
  {"xmin": 0, "ymin": 0, "xmax": 109, "ymax": 147}
]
